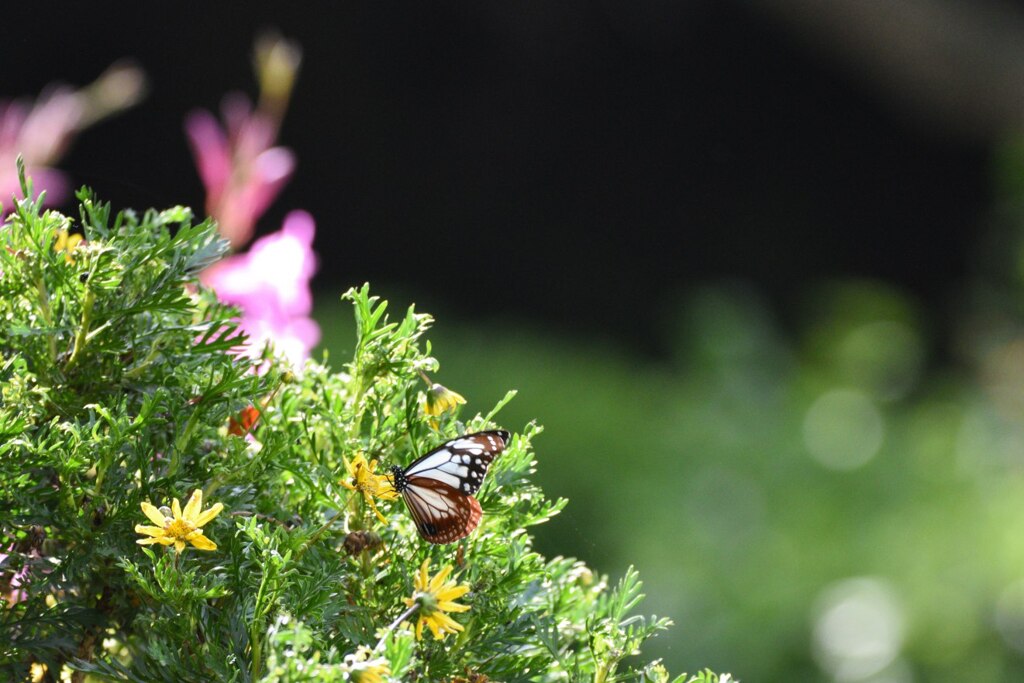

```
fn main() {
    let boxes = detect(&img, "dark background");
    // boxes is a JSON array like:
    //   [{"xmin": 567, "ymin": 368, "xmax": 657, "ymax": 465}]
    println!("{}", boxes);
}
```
[{"xmin": 6, "ymin": 2, "xmax": 994, "ymax": 357}]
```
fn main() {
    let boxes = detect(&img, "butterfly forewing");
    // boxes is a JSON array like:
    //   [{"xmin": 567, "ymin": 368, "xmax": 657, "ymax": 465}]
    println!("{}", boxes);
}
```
[
  {"xmin": 395, "ymin": 429, "xmax": 510, "ymax": 544},
  {"xmin": 403, "ymin": 430, "xmax": 510, "ymax": 496}
]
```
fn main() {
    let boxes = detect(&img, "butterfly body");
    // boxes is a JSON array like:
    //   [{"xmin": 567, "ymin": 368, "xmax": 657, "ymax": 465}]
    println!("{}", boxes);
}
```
[{"xmin": 391, "ymin": 430, "xmax": 509, "ymax": 544}]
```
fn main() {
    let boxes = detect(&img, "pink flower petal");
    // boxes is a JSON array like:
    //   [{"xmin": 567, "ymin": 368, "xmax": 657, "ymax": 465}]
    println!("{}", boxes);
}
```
[
  {"xmin": 18, "ymin": 87, "xmax": 83, "ymax": 166},
  {"xmin": 246, "ymin": 147, "xmax": 296, "ymax": 219},
  {"xmin": 201, "ymin": 211, "xmax": 319, "ymax": 364},
  {"xmin": 184, "ymin": 109, "xmax": 231, "ymax": 200}
]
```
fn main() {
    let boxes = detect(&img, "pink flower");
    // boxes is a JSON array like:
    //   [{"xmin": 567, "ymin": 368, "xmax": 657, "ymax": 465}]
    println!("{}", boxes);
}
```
[
  {"xmin": 202, "ymin": 210, "xmax": 320, "ymax": 366},
  {"xmin": 0, "ymin": 90, "xmax": 77, "ymax": 203},
  {"xmin": 185, "ymin": 94, "xmax": 295, "ymax": 249},
  {"xmin": 0, "ymin": 62, "xmax": 145, "ymax": 208}
]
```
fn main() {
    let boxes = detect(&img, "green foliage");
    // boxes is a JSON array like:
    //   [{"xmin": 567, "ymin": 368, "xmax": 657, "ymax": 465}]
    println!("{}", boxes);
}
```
[{"xmin": 0, "ymin": 183, "xmax": 728, "ymax": 681}]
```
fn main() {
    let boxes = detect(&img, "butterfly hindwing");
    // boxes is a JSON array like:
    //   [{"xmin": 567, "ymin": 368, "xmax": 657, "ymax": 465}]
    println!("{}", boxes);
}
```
[
  {"xmin": 403, "ymin": 476, "xmax": 482, "ymax": 544},
  {"xmin": 394, "ymin": 429, "xmax": 510, "ymax": 544}
]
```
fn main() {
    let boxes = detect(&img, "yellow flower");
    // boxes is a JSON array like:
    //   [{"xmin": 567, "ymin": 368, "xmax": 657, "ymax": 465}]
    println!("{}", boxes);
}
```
[
  {"xmin": 135, "ymin": 489, "xmax": 224, "ymax": 553},
  {"xmin": 341, "ymin": 453, "xmax": 399, "ymax": 524},
  {"xmin": 403, "ymin": 559, "xmax": 471, "ymax": 641},
  {"xmin": 422, "ymin": 383, "xmax": 466, "ymax": 428},
  {"xmin": 53, "ymin": 228, "xmax": 84, "ymax": 263},
  {"xmin": 344, "ymin": 646, "xmax": 391, "ymax": 683}
]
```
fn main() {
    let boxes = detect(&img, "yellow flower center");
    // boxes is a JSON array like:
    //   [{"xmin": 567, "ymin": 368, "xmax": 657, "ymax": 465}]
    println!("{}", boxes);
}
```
[{"xmin": 164, "ymin": 518, "xmax": 196, "ymax": 539}]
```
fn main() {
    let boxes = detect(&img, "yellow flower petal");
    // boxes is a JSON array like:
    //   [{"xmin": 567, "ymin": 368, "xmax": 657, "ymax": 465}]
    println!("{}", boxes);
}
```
[
  {"xmin": 137, "ymin": 490, "xmax": 225, "ymax": 554},
  {"xmin": 182, "ymin": 490, "xmax": 203, "ymax": 524},
  {"xmin": 423, "ymin": 383, "xmax": 466, "ymax": 417},
  {"xmin": 367, "ymin": 498, "xmax": 389, "ymax": 525},
  {"xmin": 432, "ymin": 611, "xmax": 465, "ymax": 633},
  {"xmin": 351, "ymin": 671, "xmax": 384, "ymax": 683},
  {"xmin": 141, "ymin": 501, "xmax": 167, "ymax": 527},
  {"xmin": 416, "ymin": 559, "xmax": 430, "ymax": 591},
  {"xmin": 406, "ymin": 559, "xmax": 471, "ymax": 641},
  {"xmin": 426, "ymin": 617, "xmax": 444, "ymax": 640},
  {"xmin": 437, "ymin": 601, "xmax": 471, "ymax": 613},
  {"xmin": 421, "ymin": 611, "xmax": 464, "ymax": 640},
  {"xmin": 186, "ymin": 532, "xmax": 217, "ymax": 551},
  {"xmin": 137, "ymin": 537, "xmax": 174, "ymax": 546},
  {"xmin": 437, "ymin": 584, "xmax": 470, "ymax": 602},
  {"xmin": 195, "ymin": 502, "xmax": 223, "ymax": 527},
  {"xmin": 428, "ymin": 565, "xmax": 453, "ymax": 593},
  {"xmin": 375, "ymin": 484, "xmax": 399, "ymax": 500},
  {"xmin": 53, "ymin": 230, "xmax": 85, "ymax": 263}
]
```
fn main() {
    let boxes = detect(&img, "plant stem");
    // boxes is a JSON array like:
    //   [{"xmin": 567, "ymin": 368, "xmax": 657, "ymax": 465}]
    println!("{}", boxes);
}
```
[
  {"xmin": 123, "ymin": 334, "xmax": 166, "ymax": 379},
  {"xmin": 63, "ymin": 287, "xmax": 95, "ymax": 373},
  {"xmin": 249, "ymin": 562, "xmax": 272, "ymax": 681},
  {"xmin": 35, "ymin": 276, "xmax": 57, "ymax": 364},
  {"xmin": 375, "ymin": 604, "xmax": 419, "ymax": 652}
]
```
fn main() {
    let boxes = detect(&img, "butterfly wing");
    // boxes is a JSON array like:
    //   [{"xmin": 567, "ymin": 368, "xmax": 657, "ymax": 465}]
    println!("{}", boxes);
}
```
[
  {"xmin": 403, "ymin": 430, "xmax": 510, "ymax": 496},
  {"xmin": 399, "ymin": 430, "xmax": 510, "ymax": 544},
  {"xmin": 402, "ymin": 476, "xmax": 483, "ymax": 544}
]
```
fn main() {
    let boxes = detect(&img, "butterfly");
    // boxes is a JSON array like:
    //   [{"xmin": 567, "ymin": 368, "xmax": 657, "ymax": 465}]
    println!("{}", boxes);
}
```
[{"xmin": 390, "ymin": 430, "xmax": 510, "ymax": 544}]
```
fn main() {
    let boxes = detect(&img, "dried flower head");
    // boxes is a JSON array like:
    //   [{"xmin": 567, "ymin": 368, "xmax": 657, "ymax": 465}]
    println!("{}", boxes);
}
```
[{"xmin": 343, "ymin": 529, "xmax": 384, "ymax": 556}]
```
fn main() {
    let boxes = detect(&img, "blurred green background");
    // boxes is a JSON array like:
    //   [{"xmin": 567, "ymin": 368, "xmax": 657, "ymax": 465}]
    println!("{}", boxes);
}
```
[{"xmin": 316, "ymin": 208, "xmax": 1024, "ymax": 680}]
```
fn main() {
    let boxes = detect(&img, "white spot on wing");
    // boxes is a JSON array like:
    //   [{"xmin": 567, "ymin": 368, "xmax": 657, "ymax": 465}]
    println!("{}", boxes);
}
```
[
  {"xmin": 405, "ymin": 449, "xmax": 454, "ymax": 476},
  {"xmin": 437, "ymin": 462, "xmax": 469, "ymax": 478},
  {"xmin": 451, "ymin": 439, "xmax": 485, "ymax": 454},
  {"xmin": 419, "ymin": 470, "xmax": 461, "ymax": 488}
]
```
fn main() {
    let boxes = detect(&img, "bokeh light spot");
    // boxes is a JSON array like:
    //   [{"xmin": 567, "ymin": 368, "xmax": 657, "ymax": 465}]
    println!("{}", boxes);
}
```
[
  {"xmin": 803, "ymin": 389, "xmax": 884, "ymax": 470},
  {"xmin": 812, "ymin": 577, "xmax": 905, "ymax": 681}
]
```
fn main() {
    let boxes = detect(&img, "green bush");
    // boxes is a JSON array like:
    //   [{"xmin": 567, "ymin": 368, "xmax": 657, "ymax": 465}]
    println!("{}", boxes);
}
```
[{"xmin": 0, "ymin": 174, "xmax": 729, "ymax": 682}]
